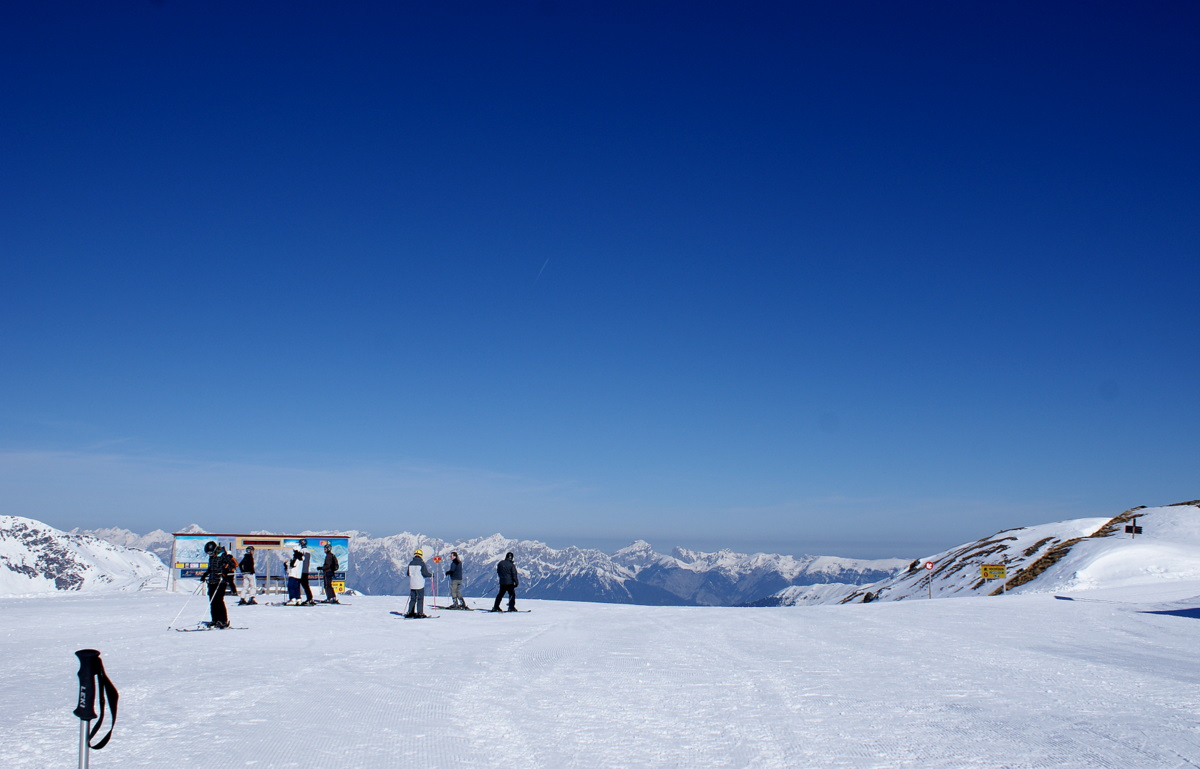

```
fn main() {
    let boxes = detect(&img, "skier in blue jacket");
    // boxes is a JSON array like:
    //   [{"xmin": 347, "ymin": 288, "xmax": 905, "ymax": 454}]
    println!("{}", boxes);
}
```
[{"xmin": 445, "ymin": 551, "xmax": 467, "ymax": 609}]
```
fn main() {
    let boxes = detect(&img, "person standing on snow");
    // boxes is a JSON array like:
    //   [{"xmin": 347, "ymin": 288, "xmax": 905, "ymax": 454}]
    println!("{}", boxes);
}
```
[
  {"xmin": 445, "ymin": 551, "xmax": 467, "ymax": 609},
  {"xmin": 318, "ymin": 543, "xmax": 340, "ymax": 603},
  {"xmin": 405, "ymin": 548, "xmax": 432, "ymax": 618},
  {"xmin": 237, "ymin": 546, "xmax": 257, "ymax": 605},
  {"xmin": 491, "ymin": 552, "xmax": 519, "ymax": 612},
  {"xmin": 201, "ymin": 541, "xmax": 233, "ymax": 628},
  {"xmin": 221, "ymin": 548, "xmax": 240, "ymax": 600},
  {"xmin": 297, "ymin": 538, "xmax": 315, "ymax": 605},
  {"xmin": 286, "ymin": 548, "xmax": 304, "ymax": 605}
]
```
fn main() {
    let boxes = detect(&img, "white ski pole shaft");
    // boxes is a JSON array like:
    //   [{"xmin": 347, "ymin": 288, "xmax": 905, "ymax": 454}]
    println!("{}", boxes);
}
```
[{"xmin": 167, "ymin": 580, "xmax": 204, "ymax": 630}]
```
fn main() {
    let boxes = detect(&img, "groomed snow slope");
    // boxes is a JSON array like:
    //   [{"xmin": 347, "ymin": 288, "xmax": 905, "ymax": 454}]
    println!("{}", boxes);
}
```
[{"xmin": 4, "ymin": 583, "xmax": 1200, "ymax": 768}]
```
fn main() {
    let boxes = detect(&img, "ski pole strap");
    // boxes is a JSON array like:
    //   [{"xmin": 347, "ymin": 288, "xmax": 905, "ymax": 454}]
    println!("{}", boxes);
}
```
[{"xmin": 73, "ymin": 649, "xmax": 119, "ymax": 750}]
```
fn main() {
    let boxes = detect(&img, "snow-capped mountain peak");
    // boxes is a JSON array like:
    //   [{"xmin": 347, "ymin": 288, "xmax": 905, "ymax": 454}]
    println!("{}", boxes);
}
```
[{"xmin": 1, "ymin": 516, "xmax": 166, "ymax": 595}]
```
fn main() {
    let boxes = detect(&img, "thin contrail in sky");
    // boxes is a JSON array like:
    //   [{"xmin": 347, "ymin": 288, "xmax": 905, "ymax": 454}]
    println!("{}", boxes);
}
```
[{"xmin": 534, "ymin": 258, "xmax": 550, "ymax": 286}]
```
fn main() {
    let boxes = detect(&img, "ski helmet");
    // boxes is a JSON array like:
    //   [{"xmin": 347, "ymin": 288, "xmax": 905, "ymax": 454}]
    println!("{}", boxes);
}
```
[
  {"xmin": 299, "ymin": 538, "xmax": 308, "ymax": 547},
  {"xmin": 245, "ymin": 545, "xmax": 254, "ymax": 551},
  {"xmin": 415, "ymin": 548, "xmax": 424, "ymax": 557},
  {"xmin": 324, "ymin": 543, "xmax": 332, "ymax": 551},
  {"xmin": 204, "ymin": 541, "xmax": 217, "ymax": 555}
]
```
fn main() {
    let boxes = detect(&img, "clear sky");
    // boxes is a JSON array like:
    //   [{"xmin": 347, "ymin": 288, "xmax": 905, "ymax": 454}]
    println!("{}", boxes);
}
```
[{"xmin": 2, "ymin": 1, "xmax": 1197, "ymax": 559}]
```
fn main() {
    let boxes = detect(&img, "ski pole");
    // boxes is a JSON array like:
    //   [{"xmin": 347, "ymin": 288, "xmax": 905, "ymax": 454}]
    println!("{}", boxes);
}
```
[
  {"xmin": 74, "ymin": 649, "xmax": 119, "ymax": 767},
  {"xmin": 166, "ymin": 579, "xmax": 205, "ymax": 630}
]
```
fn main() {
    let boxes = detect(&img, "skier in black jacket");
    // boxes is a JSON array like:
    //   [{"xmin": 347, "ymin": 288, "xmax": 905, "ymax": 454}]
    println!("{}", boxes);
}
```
[
  {"xmin": 237, "ymin": 546, "xmax": 257, "ymax": 605},
  {"xmin": 491, "ymin": 552, "xmax": 519, "ymax": 612},
  {"xmin": 297, "ymin": 538, "xmax": 314, "ymax": 605},
  {"xmin": 201, "ymin": 541, "xmax": 233, "ymax": 628},
  {"xmin": 318, "ymin": 543, "xmax": 340, "ymax": 603}
]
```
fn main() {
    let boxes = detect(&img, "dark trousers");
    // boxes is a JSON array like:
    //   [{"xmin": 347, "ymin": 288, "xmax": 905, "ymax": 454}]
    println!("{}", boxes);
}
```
[
  {"xmin": 406, "ymin": 588, "xmax": 426, "ymax": 616},
  {"xmin": 493, "ymin": 584, "xmax": 516, "ymax": 610},
  {"xmin": 207, "ymin": 580, "xmax": 228, "ymax": 625},
  {"xmin": 323, "ymin": 571, "xmax": 336, "ymax": 601},
  {"xmin": 300, "ymin": 574, "xmax": 313, "ymax": 602}
]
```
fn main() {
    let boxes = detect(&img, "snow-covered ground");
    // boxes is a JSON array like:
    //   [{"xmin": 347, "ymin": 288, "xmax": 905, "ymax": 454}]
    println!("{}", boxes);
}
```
[{"xmin": 5, "ymin": 582, "xmax": 1200, "ymax": 768}]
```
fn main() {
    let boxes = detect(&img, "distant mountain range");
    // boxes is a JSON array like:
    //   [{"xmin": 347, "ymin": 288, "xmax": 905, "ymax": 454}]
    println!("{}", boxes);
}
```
[
  {"xmin": 7, "ymin": 500, "xmax": 1195, "ymax": 605},
  {"xmin": 69, "ymin": 525, "xmax": 907, "ymax": 606}
]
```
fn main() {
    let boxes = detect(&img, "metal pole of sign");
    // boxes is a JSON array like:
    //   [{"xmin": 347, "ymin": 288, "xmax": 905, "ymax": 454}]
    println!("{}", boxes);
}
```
[{"xmin": 432, "ymin": 556, "xmax": 441, "ymax": 608}]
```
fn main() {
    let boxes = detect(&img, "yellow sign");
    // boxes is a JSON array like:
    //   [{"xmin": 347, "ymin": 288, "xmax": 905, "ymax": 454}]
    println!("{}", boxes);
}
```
[{"xmin": 981, "ymin": 564, "xmax": 1007, "ymax": 579}]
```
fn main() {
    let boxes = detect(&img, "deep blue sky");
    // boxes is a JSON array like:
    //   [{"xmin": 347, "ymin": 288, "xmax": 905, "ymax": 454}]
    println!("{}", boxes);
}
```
[{"xmin": 2, "ymin": 1, "xmax": 1197, "ymax": 558}]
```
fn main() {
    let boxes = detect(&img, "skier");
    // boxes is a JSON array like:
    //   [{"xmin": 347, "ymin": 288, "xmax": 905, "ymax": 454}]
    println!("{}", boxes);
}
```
[
  {"xmin": 297, "ymin": 538, "xmax": 315, "ymax": 605},
  {"xmin": 405, "ymin": 548, "xmax": 432, "ymax": 618},
  {"xmin": 237, "ymin": 545, "xmax": 257, "ymax": 605},
  {"xmin": 445, "ymin": 551, "xmax": 467, "ymax": 609},
  {"xmin": 200, "ymin": 541, "xmax": 233, "ymax": 628},
  {"xmin": 318, "ymin": 543, "xmax": 340, "ymax": 603},
  {"xmin": 286, "ymin": 548, "xmax": 304, "ymax": 605},
  {"xmin": 221, "ymin": 549, "xmax": 240, "ymax": 599},
  {"xmin": 491, "ymin": 552, "xmax": 519, "ymax": 612}
]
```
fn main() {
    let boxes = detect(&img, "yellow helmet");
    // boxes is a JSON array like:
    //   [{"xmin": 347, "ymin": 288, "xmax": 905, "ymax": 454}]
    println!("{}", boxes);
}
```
[{"xmin": 414, "ymin": 548, "xmax": 424, "ymax": 557}]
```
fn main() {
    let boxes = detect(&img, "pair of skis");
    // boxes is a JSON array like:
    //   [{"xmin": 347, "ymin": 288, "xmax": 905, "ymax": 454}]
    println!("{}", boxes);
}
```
[{"xmin": 174, "ymin": 622, "xmax": 247, "ymax": 632}]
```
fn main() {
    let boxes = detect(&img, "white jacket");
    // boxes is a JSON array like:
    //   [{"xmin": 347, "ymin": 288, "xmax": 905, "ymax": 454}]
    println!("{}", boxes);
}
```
[
  {"xmin": 408, "ymin": 564, "xmax": 426, "ymax": 590},
  {"xmin": 288, "ymin": 553, "xmax": 304, "ymax": 580}
]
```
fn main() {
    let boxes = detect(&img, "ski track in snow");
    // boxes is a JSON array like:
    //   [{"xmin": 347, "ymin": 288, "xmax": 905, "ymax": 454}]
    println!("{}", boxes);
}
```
[{"xmin": 4, "ymin": 589, "xmax": 1200, "ymax": 768}]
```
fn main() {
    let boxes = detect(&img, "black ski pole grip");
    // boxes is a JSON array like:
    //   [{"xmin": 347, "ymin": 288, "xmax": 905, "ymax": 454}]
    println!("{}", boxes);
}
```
[
  {"xmin": 73, "ymin": 648, "xmax": 119, "ymax": 750},
  {"xmin": 73, "ymin": 649, "xmax": 100, "ymax": 721}
]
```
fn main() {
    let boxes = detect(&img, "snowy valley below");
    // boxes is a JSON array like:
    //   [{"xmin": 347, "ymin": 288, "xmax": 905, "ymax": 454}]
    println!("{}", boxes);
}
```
[{"xmin": 2, "ymin": 502, "xmax": 1200, "ymax": 767}]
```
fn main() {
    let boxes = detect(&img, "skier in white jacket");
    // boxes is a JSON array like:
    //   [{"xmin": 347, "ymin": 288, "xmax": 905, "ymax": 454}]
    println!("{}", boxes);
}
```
[
  {"xmin": 286, "ymin": 549, "xmax": 305, "ymax": 605},
  {"xmin": 405, "ymin": 549, "xmax": 433, "ymax": 618}
]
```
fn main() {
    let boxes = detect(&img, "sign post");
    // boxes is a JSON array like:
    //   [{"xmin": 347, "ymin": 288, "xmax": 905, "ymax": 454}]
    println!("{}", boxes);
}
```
[
  {"xmin": 432, "ymin": 556, "xmax": 442, "ymax": 607},
  {"xmin": 1124, "ymin": 516, "xmax": 1144, "ymax": 539},
  {"xmin": 924, "ymin": 561, "xmax": 934, "ymax": 599},
  {"xmin": 981, "ymin": 563, "xmax": 1008, "ymax": 594}
]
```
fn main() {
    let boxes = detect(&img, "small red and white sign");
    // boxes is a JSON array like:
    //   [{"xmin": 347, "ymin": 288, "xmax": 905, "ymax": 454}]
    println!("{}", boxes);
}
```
[{"xmin": 924, "ymin": 561, "xmax": 934, "ymax": 570}]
